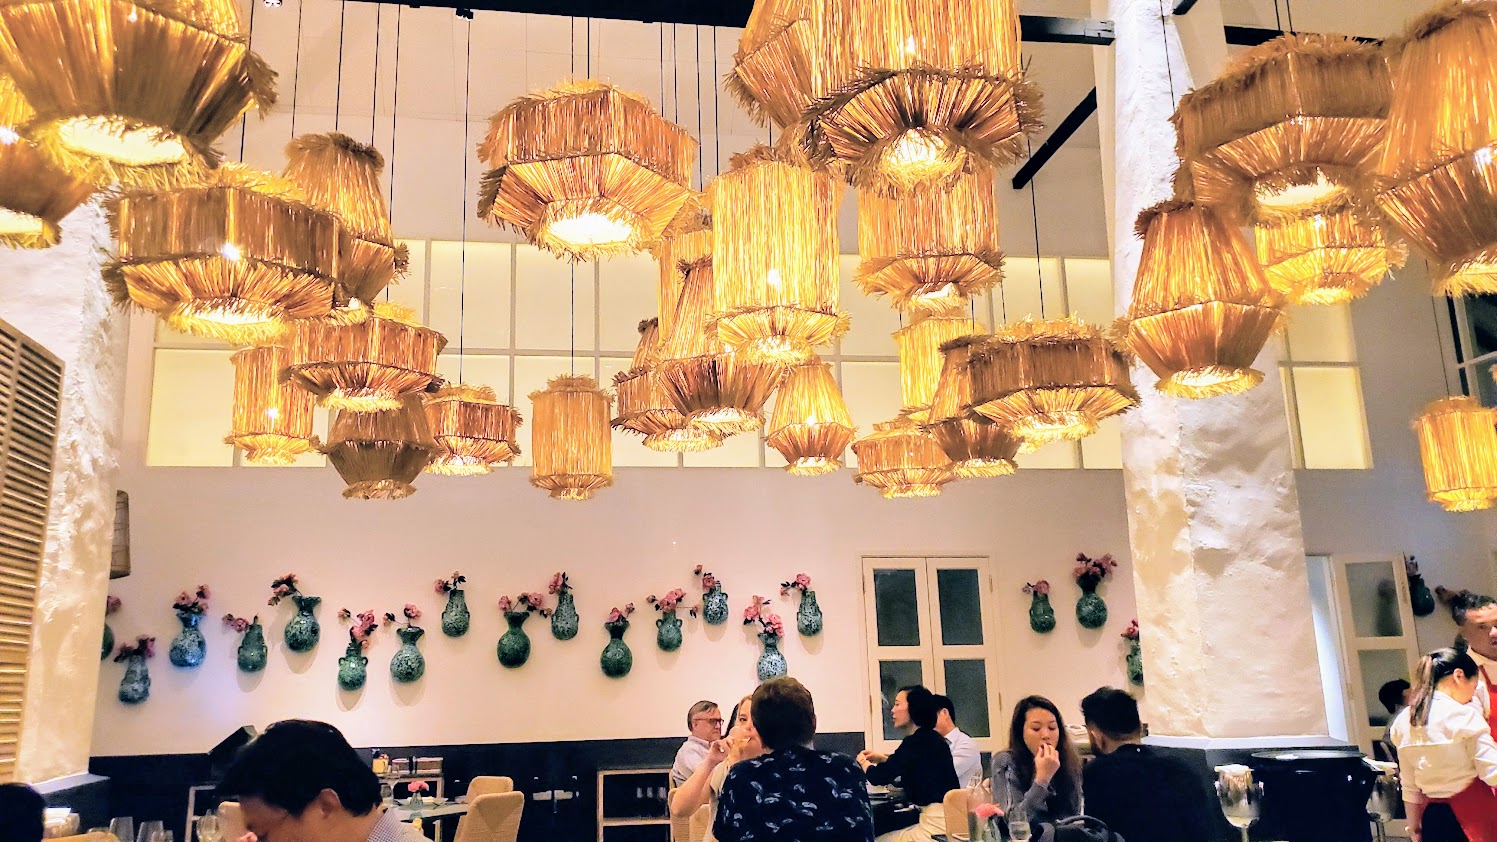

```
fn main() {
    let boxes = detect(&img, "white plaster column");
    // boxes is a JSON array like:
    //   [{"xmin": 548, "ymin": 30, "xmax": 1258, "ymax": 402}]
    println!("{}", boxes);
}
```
[
  {"xmin": 0, "ymin": 202, "xmax": 127, "ymax": 783},
  {"xmin": 1096, "ymin": 0, "xmax": 1328, "ymax": 739}
]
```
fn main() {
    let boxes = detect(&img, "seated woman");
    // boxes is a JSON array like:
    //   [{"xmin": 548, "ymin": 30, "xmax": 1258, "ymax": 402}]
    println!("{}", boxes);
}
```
[
  {"xmin": 859, "ymin": 685, "xmax": 959, "ymax": 842},
  {"xmin": 989, "ymin": 695, "xmax": 1083, "ymax": 827},
  {"xmin": 672, "ymin": 693, "xmax": 765, "ymax": 841},
  {"xmin": 1392, "ymin": 647, "xmax": 1497, "ymax": 842}
]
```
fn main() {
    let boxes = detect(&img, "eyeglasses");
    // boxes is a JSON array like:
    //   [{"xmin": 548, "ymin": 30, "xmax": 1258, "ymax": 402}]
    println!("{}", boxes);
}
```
[{"xmin": 693, "ymin": 717, "xmax": 725, "ymax": 726}]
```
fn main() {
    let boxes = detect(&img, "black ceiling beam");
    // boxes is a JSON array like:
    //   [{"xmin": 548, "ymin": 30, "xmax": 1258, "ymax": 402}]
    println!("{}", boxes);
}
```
[
  {"xmin": 1172, "ymin": 0, "xmax": 1201, "ymax": 14},
  {"xmin": 1224, "ymin": 25, "xmax": 1380, "ymax": 46},
  {"xmin": 1021, "ymin": 16, "xmax": 1115, "ymax": 45},
  {"xmin": 1011, "ymin": 88, "xmax": 1098, "ymax": 189}
]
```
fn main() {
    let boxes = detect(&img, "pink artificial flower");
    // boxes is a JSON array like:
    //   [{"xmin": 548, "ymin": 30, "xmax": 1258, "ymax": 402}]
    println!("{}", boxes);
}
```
[
  {"xmin": 693, "ymin": 564, "xmax": 704, "ymax": 575},
  {"xmin": 409, "ymin": 781, "xmax": 429, "ymax": 794},
  {"xmin": 197, "ymin": 584, "xmax": 211, "ymax": 599},
  {"xmin": 624, "ymin": 603, "xmax": 635, "ymax": 614},
  {"xmin": 973, "ymin": 803, "xmax": 1003, "ymax": 820},
  {"xmin": 498, "ymin": 596, "xmax": 513, "ymax": 612},
  {"xmin": 1023, "ymin": 580, "xmax": 1051, "ymax": 596},
  {"xmin": 1122, "ymin": 619, "xmax": 1140, "ymax": 641},
  {"xmin": 338, "ymin": 608, "xmax": 352, "ymax": 620},
  {"xmin": 701, "ymin": 573, "xmax": 717, "ymax": 591},
  {"xmin": 549, "ymin": 572, "xmax": 565, "ymax": 594},
  {"xmin": 105, "ymin": 595, "xmax": 122, "ymax": 614},
  {"xmin": 606, "ymin": 608, "xmax": 624, "ymax": 624},
  {"xmin": 743, "ymin": 604, "xmax": 759, "ymax": 622},
  {"xmin": 403, "ymin": 603, "xmax": 421, "ymax": 621},
  {"xmin": 435, "ymin": 579, "xmax": 449, "ymax": 594},
  {"xmin": 795, "ymin": 573, "xmax": 811, "ymax": 589}
]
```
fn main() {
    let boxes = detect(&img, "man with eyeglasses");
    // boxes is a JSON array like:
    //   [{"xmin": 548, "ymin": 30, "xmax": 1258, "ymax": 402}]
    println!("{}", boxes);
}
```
[{"xmin": 672, "ymin": 700, "xmax": 724, "ymax": 786}]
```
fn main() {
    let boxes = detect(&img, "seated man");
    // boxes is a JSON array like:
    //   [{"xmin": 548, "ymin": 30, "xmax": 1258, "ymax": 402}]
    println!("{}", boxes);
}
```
[
  {"xmin": 1376, "ymin": 678, "xmax": 1412, "ymax": 763},
  {"xmin": 672, "ymin": 700, "xmax": 723, "ymax": 786},
  {"xmin": 0, "ymin": 783, "xmax": 44, "ymax": 842},
  {"xmin": 933, "ymin": 694, "xmax": 982, "ymax": 787},
  {"xmin": 219, "ymin": 719, "xmax": 425, "ymax": 842},
  {"xmin": 1079, "ymin": 688, "xmax": 1217, "ymax": 842},
  {"xmin": 714, "ymin": 677, "xmax": 874, "ymax": 842}
]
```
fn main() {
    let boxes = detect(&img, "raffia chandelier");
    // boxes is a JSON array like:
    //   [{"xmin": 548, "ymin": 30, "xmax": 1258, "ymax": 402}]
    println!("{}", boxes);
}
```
[
  {"xmin": 283, "ymin": 133, "xmax": 407, "ymax": 306},
  {"xmin": 924, "ymin": 335, "xmax": 1018, "ymax": 478},
  {"xmin": 766, "ymin": 356, "xmax": 856, "ymax": 475},
  {"xmin": 967, "ymin": 319, "xmax": 1138, "ymax": 447},
  {"xmin": 285, "ymin": 301, "xmax": 446, "ymax": 412},
  {"xmin": 477, "ymin": 81, "xmax": 698, "ymax": 261},
  {"xmin": 1375, "ymin": 0, "xmax": 1497, "ymax": 296},
  {"xmin": 895, "ymin": 310, "xmax": 981, "ymax": 420},
  {"xmin": 1173, "ymin": 33, "xmax": 1390, "ymax": 219},
  {"xmin": 856, "ymin": 165, "xmax": 1003, "ymax": 313},
  {"xmin": 226, "ymin": 344, "xmax": 319, "ymax": 465},
  {"xmin": 613, "ymin": 317, "xmax": 721, "ymax": 452},
  {"xmin": 712, "ymin": 145, "xmax": 846, "ymax": 365},
  {"xmin": 530, "ymin": 374, "xmax": 614, "ymax": 501},
  {"xmin": 423, "ymin": 384, "xmax": 521, "ymax": 475},
  {"xmin": 0, "ymin": 74, "xmax": 93, "ymax": 248},
  {"xmin": 727, "ymin": 0, "xmax": 820, "ymax": 130},
  {"xmin": 1253, "ymin": 197, "xmax": 1406, "ymax": 305},
  {"xmin": 851, "ymin": 413, "xmax": 956, "ymax": 498},
  {"xmin": 1126, "ymin": 199, "xmax": 1283, "ymax": 398},
  {"xmin": 324, "ymin": 395, "xmax": 438, "ymax": 500},
  {"xmin": 1412, "ymin": 396, "xmax": 1497, "ymax": 512},
  {"xmin": 0, "ymin": 0, "xmax": 274, "ymax": 187},
  {"xmin": 105, "ymin": 165, "xmax": 339, "ymax": 345}
]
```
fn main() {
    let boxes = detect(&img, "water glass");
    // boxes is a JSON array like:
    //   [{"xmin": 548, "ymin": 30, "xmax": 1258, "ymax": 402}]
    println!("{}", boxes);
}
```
[
  {"xmin": 109, "ymin": 818, "xmax": 134, "ymax": 842},
  {"xmin": 197, "ymin": 812, "xmax": 222, "ymax": 842},
  {"xmin": 136, "ymin": 820, "xmax": 163, "ymax": 842},
  {"xmin": 1007, "ymin": 804, "xmax": 1032, "ymax": 842},
  {"xmin": 150, "ymin": 831, "xmax": 173, "ymax": 842}
]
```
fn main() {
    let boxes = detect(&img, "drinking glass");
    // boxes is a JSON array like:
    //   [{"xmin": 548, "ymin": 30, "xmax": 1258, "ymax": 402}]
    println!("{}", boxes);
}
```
[
  {"xmin": 136, "ymin": 820, "xmax": 163, "ymax": 842},
  {"xmin": 197, "ymin": 812, "xmax": 222, "ymax": 842},
  {"xmin": 1007, "ymin": 804, "xmax": 1032, "ymax": 842},
  {"xmin": 109, "ymin": 818, "xmax": 134, "ymax": 842},
  {"xmin": 150, "ymin": 831, "xmax": 173, "ymax": 842}
]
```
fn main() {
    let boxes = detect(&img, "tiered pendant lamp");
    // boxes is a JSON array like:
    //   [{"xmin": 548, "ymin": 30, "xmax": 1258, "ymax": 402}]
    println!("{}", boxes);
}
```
[
  {"xmin": 105, "ymin": 165, "xmax": 339, "ymax": 345},
  {"xmin": 1126, "ymin": 199, "xmax": 1283, "ymax": 398},
  {"xmin": 894, "ymin": 310, "xmax": 981, "ymax": 421},
  {"xmin": 283, "ymin": 133, "xmax": 407, "ymax": 307},
  {"xmin": 285, "ymin": 302, "xmax": 445, "ymax": 412},
  {"xmin": 477, "ymin": 81, "xmax": 698, "ymax": 261},
  {"xmin": 712, "ymin": 145, "xmax": 846, "ymax": 366},
  {"xmin": 851, "ymin": 413, "xmax": 956, "ymax": 498},
  {"xmin": 727, "ymin": 0, "xmax": 821, "ymax": 130},
  {"xmin": 1412, "ymin": 396, "xmax": 1497, "ymax": 512},
  {"xmin": 226, "ymin": 344, "xmax": 319, "ymax": 465},
  {"xmin": 1376, "ymin": 1, "xmax": 1497, "ymax": 296},
  {"xmin": 0, "ymin": 0, "xmax": 274, "ymax": 187},
  {"xmin": 1253, "ymin": 198, "xmax": 1406, "ymax": 305},
  {"xmin": 423, "ymin": 385, "xmax": 521, "ymax": 475},
  {"xmin": 0, "ymin": 74, "xmax": 93, "ymax": 248},
  {"xmin": 924, "ymin": 335, "xmax": 1018, "ymax": 478},
  {"xmin": 766, "ymin": 356, "xmax": 856, "ymax": 475},
  {"xmin": 529, "ymin": 374, "xmax": 614, "ymax": 501},
  {"xmin": 612, "ymin": 317, "xmax": 722, "ymax": 452},
  {"xmin": 324, "ymin": 395, "xmax": 438, "ymax": 500},
  {"xmin": 967, "ymin": 319, "xmax": 1138, "ymax": 447},
  {"xmin": 856, "ymin": 166, "xmax": 1004, "ymax": 313}
]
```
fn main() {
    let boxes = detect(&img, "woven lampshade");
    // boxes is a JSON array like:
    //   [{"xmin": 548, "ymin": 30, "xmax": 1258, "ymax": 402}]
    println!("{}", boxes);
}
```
[
  {"xmin": 285, "ymin": 301, "xmax": 446, "ymax": 412},
  {"xmin": 727, "ymin": 0, "xmax": 821, "ymax": 130},
  {"xmin": 800, "ymin": 0, "xmax": 1041, "ymax": 190},
  {"xmin": 1127, "ymin": 200, "xmax": 1284, "ymax": 398},
  {"xmin": 856, "ymin": 166, "xmax": 1003, "ymax": 313},
  {"xmin": 924, "ymin": 335, "xmax": 1018, "ymax": 478},
  {"xmin": 1253, "ymin": 198, "xmax": 1407, "ymax": 305},
  {"xmin": 0, "ymin": 0, "xmax": 274, "ymax": 188},
  {"xmin": 478, "ymin": 80, "xmax": 698, "ymax": 262},
  {"xmin": 1412, "ymin": 396, "xmax": 1497, "ymax": 512},
  {"xmin": 851, "ymin": 412, "xmax": 956, "ymax": 498},
  {"xmin": 1376, "ymin": 0, "xmax": 1497, "ymax": 296},
  {"xmin": 0, "ymin": 74, "xmax": 94, "ymax": 248},
  {"xmin": 712, "ymin": 146, "xmax": 847, "ymax": 366},
  {"xmin": 766, "ymin": 356, "xmax": 855, "ymax": 475},
  {"xmin": 1173, "ymin": 34, "xmax": 1390, "ymax": 219},
  {"xmin": 283, "ymin": 133, "xmax": 407, "ymax": 306},
  {"xmin": 529, "ymin": 374, "xmax": 614, "ymax": 501},
  {"xmin": 655, "ymin": 195, "xmax": 712, "ymax": 342},
  {"xmin": 895, "ymin": 310, "xmax": 981, "ymax": 420},
  {"xmin": 226, "ymin": 344, "xmax": 319, "ymax": 465},
  {"xmin": 968, "ymin": 319, "xmax": 1138, "ymax": 447},
  {"xmin": 105, "ymin": 165, "xmax": 339, "ymax": 345},
  {"xmin": 423, "ymin": 384, "xmax": 521, "ymax": 475},
  {"xmin": 612, "ymin": 318, "xmax": 722, "ymax": 452},
  {"xmin": 324, "ymin": 394, "xmax": 438, "ymax": 500}
]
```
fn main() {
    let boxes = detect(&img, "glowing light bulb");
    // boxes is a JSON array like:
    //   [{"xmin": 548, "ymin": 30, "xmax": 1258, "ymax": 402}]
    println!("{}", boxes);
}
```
[
  {"xmin": 1256, "ymin": 171, "xmax": 1342, "ymax": 211},
  {"xmin": 904, "ymin": 36, "xmax": 918, "ymax": 55},
  {"xmin": 546, "ymin": 212, "xmax": 634, "ymax": 248},
  {"xmin": 0, "ymin": 126, "xmax": 18, "ymax": 145},
  {"xmin": 1477, "ymin": 146, "xmax": 1495, "ymax": 168},
  {"xmin": 881, "ymin": 129, "xmax": 959, "ymax": 183},
  {"xmin": 767, "ymin": 268, "xmax": 783, "ymax": 289},
  {"xmin": 126, "ymin": 9, "xmax": 137, "ymax": 21},
  {"xmin": 220, "ymin": 242, "xmax": 242, "ymax": 261},
  {"xmin": 266, "ymin": 407, "xmax": 280, "ymax": 421}
]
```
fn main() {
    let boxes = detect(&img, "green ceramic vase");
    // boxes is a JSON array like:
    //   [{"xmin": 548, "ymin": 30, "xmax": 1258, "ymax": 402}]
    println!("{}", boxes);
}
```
[
  {"xmin": 756, "ymin": 633, "xmax": 788, "ymax": 681},
  {"xmin": 118, "ymin": 654, "xmax": 150, "ymax": 704},
  {"xmin": 1029, "ymin": 593, "xmax": 1057, "ymax": 633},
  {"xmin": 168, "ymin": 611, "xmax": 206, "ymax": 668},
  {"xmin": 1076, "ymin": 587, "xmax": 1108, "ymax": 630},
  {"xmin": 497, "ymin": 611, "xmax": 532, "ymax": 668},
  {"xmin": 441, "ymin": 589, "xmax": 470, "ymax": 637},
  {"xmin": 237, "ymin": 621, "xmax": 268, "ymax": 673},
  {"xmin": 1126, "ymin": 640, "xmax": 1144, "ymax": 685},
  {"xmin": 1409, "ymin": 573, "xmax": 1436, "ymax": 617},
  {"xmin": 285, "ymin": 594, "xmax": 322, "ymax": 652},
  {"xmin": 338, "ymin": 639, "xmax": 369, "ymax": 690},
  {"xmin": 390, "ymin": 626, "xmax": 425, "ymax": 683},
  {"xmin": 702, "ymin": 584, "xmax": 729, "ymax": 625},
  {"xmin": 600, "ymin": 624, "xmax": 632, "ymax": 678},
  {"xmin": 656, "ymin": 611, "xmax": 682, "ymax": 652},
  {"xmin": 796, "ymin": 591, "xmax": 823, "ymax": 636},
  {"xmin": 101, "ymin": 622, "xmax": 114, "ymax": 660},
  {"xmin": 551, "ymin": 590, "xmax": 579, "ymax": 640}
]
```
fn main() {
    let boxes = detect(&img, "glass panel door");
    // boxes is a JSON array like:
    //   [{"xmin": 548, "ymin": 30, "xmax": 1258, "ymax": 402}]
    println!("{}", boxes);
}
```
[
  {"xmin": 864, "ymin": 558, "xmax": 935, "ymax": 753},
  {"xmin": 1330, "ymin": 555, "xmax": 1419, "ymax": 755}
]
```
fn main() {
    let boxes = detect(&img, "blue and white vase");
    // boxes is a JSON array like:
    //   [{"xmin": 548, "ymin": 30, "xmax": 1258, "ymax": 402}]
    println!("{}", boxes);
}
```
[
  {"xmin": 551, "ymin": 590, "xmax": 579, "ymax": 641},
  {"xmin": 796, "ymin": 591, "xmax": 823, "ymax": 636},
  {"xmin": 118, "ymin": 654, "xmax": 150, "ymax": 704},
  {"xmin": 285, "ymin": 594, "xmax": 322, "ymax": 652},
  {"xmin": 656, "ymin": 611, "xmax": 683, "ymax": 652},
  {"xmin": 168, "ymin": 611, "xmax": 206, "ymax": 668},
  {"xmin": 237, "ymin": 621, "xmax": 268, "ymax": 673},
  {"xmin": 702, "ymin": 584, "xmax": 729, "ymax": 625},
  {"xmin": 756, "ymin": 633, "xmax": 787, "ymax": 681}
]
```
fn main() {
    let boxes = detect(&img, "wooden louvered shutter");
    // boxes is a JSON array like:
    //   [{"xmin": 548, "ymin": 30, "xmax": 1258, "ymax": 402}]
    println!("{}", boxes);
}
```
[{"xmin": 0, "ymin": 318, "xmax": 62, "ymax": 783}]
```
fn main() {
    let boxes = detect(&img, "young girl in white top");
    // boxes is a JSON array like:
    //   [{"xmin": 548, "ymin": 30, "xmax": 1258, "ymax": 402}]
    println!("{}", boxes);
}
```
[{"xmin": 1392, "ymin": 647, "xmax": 1497, "ymax": 842}]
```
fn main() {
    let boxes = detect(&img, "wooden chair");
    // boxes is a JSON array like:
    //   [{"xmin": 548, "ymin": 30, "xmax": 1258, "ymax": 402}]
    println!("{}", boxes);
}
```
[
  {"xmin": 688, "ymin": 803, "xmax": 713, "ymax": 842},
  {"xmin": 453, "ymin": 791, "xmax": 523, "ymax": 842},
  {"xmin": 466, "ymin": 776, "xmax": 515, "ymax": 798},
  {"xmin": 942, "ymin": 788, "xmax": 970, "ymax": 842},
  {"xmin": 218, "ymin": 801, "xmax": 247, "ymax": 841}
]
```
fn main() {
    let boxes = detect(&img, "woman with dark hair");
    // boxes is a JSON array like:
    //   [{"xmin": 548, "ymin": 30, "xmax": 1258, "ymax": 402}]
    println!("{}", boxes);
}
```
[
  {"xmin": 989, "ymin": 695, "xmax": 1083, "ymax": 827},
  {"xmin": 673, "ymin": 693, "xmax": 765, "ymax": 842},
  {"xmin": 858, "ymin": 686, "xmax": 959, "ymax": 842},
  {"xmin": 1391, "ymin": 647, "xmax": 1497, "ymax": 842}
]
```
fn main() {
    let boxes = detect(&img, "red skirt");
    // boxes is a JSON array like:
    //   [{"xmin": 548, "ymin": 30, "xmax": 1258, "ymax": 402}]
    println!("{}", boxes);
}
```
[{"xmin": 1431, "ymin": 778, "xmax": 1497, "ymax": 842}]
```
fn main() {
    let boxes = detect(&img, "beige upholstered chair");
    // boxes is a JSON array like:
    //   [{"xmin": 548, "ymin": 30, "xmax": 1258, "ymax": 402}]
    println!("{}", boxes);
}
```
[
  {"xmin": 943, "ymin": 788, "xmax": 971, "ymax": 842},
  {"xmin": 453, "ymin": 791, "xmax": 523, "ymax": 842},
  {"xmin": 466, "ymin": 776, "xmax": 515, "ymax": 798},
  {"xmin": 218, "ymin": 801, "xmax": 248, "ymax": 842},
  {"xmin": 670, "ymin": 804, "xmax": 694, "ymax": 842},
  {"xmin": 688, "ymin": 802, "xmax": 713, "ymax": 842}
]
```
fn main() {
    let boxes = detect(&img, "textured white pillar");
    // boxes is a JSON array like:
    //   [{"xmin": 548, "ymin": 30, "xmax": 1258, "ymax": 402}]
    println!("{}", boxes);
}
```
[
  {"xmin": 0, "ymin": 202, "xmax": 127, "ymax": 782},
  {"xmin": 1097, "ymin": 0, "xmax": 1328, "ymax": 739}
]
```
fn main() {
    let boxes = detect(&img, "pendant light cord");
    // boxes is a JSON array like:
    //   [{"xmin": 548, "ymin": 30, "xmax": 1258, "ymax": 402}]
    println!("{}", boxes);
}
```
[
  {"xmin": 457, "ymin": 16, "xmax": 472, "ymax": 383},
  {"xmin": 673, "ymin": 24, "xmax": 680, "ymax": 122},
  {"xmin": 289, "ymin": 0, "xmax": 304, "ymax": 138},
  {"xmin": 370, "ymin": 4, "xmax": 381, "ymax": 144},
  {"xmin": 240, "ymin": 0, "xmax": 256, "ymax": 160},
  {"xmin": 713, "ymin": 27, "xmax": 720, "ymax": 176},
  {"xmin": 695, "ymin": 25, "xmax": 705, "ymax": 189},
  {"xmin": 1025, "ymin": 133, "xmax": 1047, "ymax": 320},
  {"xmin": 1429, "ymin": 260, "xmax": 1456, "ymax": 397},
  {"xmin": 334, "ymin": 0, "xmax": 347, "ymax": 131},
  {"xmin": 385, "ymin": 5, "xmax": 402, "ymax": 302},
  {"xmin": 1159, "ymin": 0, "xmax": 1177, "ymax": 106}
]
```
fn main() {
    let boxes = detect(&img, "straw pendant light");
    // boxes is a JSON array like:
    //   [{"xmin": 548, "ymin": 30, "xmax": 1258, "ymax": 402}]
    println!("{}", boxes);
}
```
[
  {"xmin": 1253, "ymin": 197, "xmax": 1407, "ymax": 305},
  {"xmin": 530, "ymin": 374, "xmax": 614, "ymax": 501},
  {"xmin": 1412, "ymin": 396, "xmax": 1497, "ymax": 512},
  {"xmin": 0, "ymin": 0, "xmax": 275, "ymax": 188},
  {"xmin": 324, "ymin": 394, "xmax": 439, "ymax": 500},
  {"xmin": 856, "ymin": 165, "xmax": 1004, "ymax": 314},
  {"xmin": 766, "ymin": 356, "xmax": 856, "ymax": 475},
  {"xmin": 285, "ymin": 301, "xmax": 446, "ymax": 412},
  {"xmin": 851, "ymin": 412, "xmax": 956, "ymax": 498},
  {"xmin": 226, "ymin": 344, "xmax": 320, "ymax": 465},
  {"xmin": 727, "ymin": 0, "xmax": 823, "ymax": 131},
  {"xmin": 895, "ymin": 310, "xmax": 982, "ymax": 421},
  {"xmin": 711, "ymin": 145, "xmax": 848, "ymax": 366},
  {"xmin": 0, "ymin": 74, "xmax": 94, "ymax": 248},
  {"xmin": 104, "ymin": 165, "xmax": 340, "ymax": 345},
  {"xmin": 1375, "ymin": 0, "xmax": 1497, "ymax": 296},
  {"xmin": 612, "ymin": 317, "xmax": 723, "ymax": 452},
  {"xmin": 1126, "ymin": 199, "xmax": 1284, "ymax": 398},
  {"xmin": 924, "ymin": 335, "xmax": 1018, "ymax": 478}
]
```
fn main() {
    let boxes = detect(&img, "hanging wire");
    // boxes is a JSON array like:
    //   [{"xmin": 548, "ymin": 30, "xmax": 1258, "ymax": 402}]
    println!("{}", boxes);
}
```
[
  {"xmin": 289, "ymin": 0, "xmax": 305, "ymax": 138},
  {"xmin": 695, "ymin": 25, "xmax": 704, "ymax": 190},
  {"xmin": 586, "ymin": 16, "xmax": 591, "ymax": 77},
  {"xmin": 370, "ymin": 3, "xmax": 381, "ymax": 144},
  {"xmin": 334, "ymin": 0, "xmax": 348, "ymax": 131},
  {"xmin": 385, "ymin": 5, "xmax": 402, "ymax": 302},
  {"xmin": 571, "ymin": 16, "xmax": 576, "ymax": 78},
  {"xmin": 1284, "ymin": 0, "xmax": 1295, "ymax": 34},
  {"xmin": 1272, "ymin": 0, "xmax": 1283, "ymax": 33},
  {"xmin": 239, "ymin": 0, "xmax": 257, "ymax": 159},
  {"xmin": 1428, "ymin": 260, "xmax": 1457, "ymax": 396},
  {"xmin": 660, "ymin": 23, "xmax": 666, "ymax": 112},
  {"xmin": 673, "ymin": 24, "xmax": 680, "ymax": 123},
  {"xmin": 1159, "ymin": 0, "xmax": 1177, "ymax": 106},
  {"xmin": 712, "ymin": 27, "xmax": 720, "ymax": 177},
  {"xmin": 570, "ymin": 267, "xmax": 577, "ymax": 374},
  {"xmin": 1025, "ymin": 133, "xmax": 1047, "ymax": 320},
  {"xmin": 457, "ymin": 16, "xmax": 473, "ymax": 383}
]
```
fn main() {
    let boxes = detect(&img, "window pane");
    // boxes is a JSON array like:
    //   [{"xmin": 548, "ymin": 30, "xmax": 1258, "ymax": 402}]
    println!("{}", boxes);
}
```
[
  {"xmin": 514, "ymin": 246, "xmax": 596, "ymax": 351},
  {"xmin": 879, "ymin": 660, "xmax": 925, "ymax": 740},
  {"xmin": 1463, "ymin": 358, "xmax": 1497, "ymax": 407},
  {"xmin": 1079, "ymin": 415, "xmax": 1123, "ymax": 469},
  {"xmin": 1015, "ymin": 439, "xmax": 1079, "ymax": 470},
  {"xmin": 873, "ymin": 569, "xmax": 921, "ymax": 647},
  {"xmin": 1460, "ymin": 293, "xmax": 1497, "ymax": 360},
  {"xmin": 936, "ymin": 568, "xmax": 983, "ymax": 646},
  {"xmin": 597, "ymin": 253, "xmax": 659, "ymax": 355},
  {"xmin": 943, "ymin": 659, "xmax": 992, "ymax": 739},
  {"xmin": 1285, "ymin": 303, "xmax": 1355, "ymax": 363},
  {"xmin": 436, "ymin": 354, "xmax": 512, "ymax": 405},
  {"xmin": 429, "ymin": 241, "xmax": 511, "ymax": 350},
  {"xmin": 244, "ymin": 407, "xmax": 328, "ymax": 469},
  {"xmin": 1359, "ymin": 649, "xmax": 1411, "ymax": 728},
  {"xmin": 1062, "ymin": 258, "xmax": 1114, "ymax": 325},
  {"xmin": 1290, "ymin": 367, "xmax": 1371, "ymax": 469},
  {"xmin": 840, "ymin": 254, "xmax": 901, "ymax": 356},
  {"xmin": 841, "ymin": 361, "xmax": 902, "ymax": 449},
  {"xmin": 385, "ymin": 239, "xmax": 428, "ymax": 318},
  {"xmin": 1346, "ymin": 562, "xmax": 1403, "ymax": 639},
  {"xmin": 147, "ymin": 349, "xmax": 235, "ymax": 466}
]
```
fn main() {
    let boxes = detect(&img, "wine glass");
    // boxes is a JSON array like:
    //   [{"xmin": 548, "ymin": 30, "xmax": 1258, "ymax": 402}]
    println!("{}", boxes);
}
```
[
  {"xmin": 1007, "ymin": 804, "xmax": 1032, "ymax": 842},
  {"xmin": 1214, "ymin": 766, "xmax": 1262, "ymax": 842},
  {"xmin": 136, "ymin": 820, "xmax": 163, "ymax": 842},
  {"xmin": 197, "ymin": 812, "xmax": 222, "ymax": 842},
  {"xmin": 109, "ymin": 817, "xmax": 134, "ymax": 842}
]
